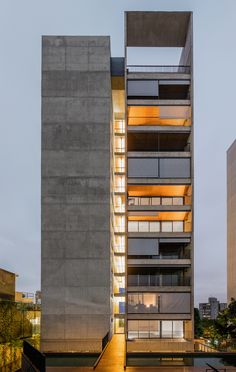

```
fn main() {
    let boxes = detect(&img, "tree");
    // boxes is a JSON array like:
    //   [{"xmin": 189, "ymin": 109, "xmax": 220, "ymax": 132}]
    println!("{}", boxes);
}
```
[
  {"xmin": 215, "ymin": 298, "xmax": 236, "ymax": 340},
  {"xmin": 194, "ymin": 307, "xmax": 203, "ymax": 338},
  {"xmin": 0, "ymin": 301, "xmax": 32, "ymax": 343}
]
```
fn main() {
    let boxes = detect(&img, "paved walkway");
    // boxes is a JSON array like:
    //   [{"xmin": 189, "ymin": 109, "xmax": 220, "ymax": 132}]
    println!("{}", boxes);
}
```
[{"xmin": 47, "ymin": 335, "xmax": 236, "ymax": 371}]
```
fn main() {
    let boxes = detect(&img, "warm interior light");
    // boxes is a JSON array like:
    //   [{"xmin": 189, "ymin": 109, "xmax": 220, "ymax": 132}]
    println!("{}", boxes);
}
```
[
  {"xmin": 128, "ymin": 106, "xmax": 191, "ymax": 126},
  {"xmin": 128, "ymin": 211, "xmax": 191, "ymax": 221},
  {"xmin": 128, "ymin": 184, "xmax": 192, "ymax": 197}
]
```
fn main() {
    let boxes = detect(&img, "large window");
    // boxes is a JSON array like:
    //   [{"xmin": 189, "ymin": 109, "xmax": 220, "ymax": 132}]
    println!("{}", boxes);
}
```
[
  {"xmin": 127, "ymin": 80, "xmax": 158, "ymax": 98},
  {"xmin": 128, "ymin": 238, "xmax": 159, "ymax": 256},
  {"xmin": 162, "ymin": 321, "xmax": 184, "ymax": 338},
  {"xmin": 128, "ymin": 158, "xmax": 158, "ymax": 178},
  {"xmin": 128, "ymin": 320, "xmax": 184, "ymax": 339},
  {"xmin": 128, "ymin": 158, "xmax": 191, "ymax": 178},
  {"xmin": 128, "ymin": 293, "xmax": 160, "ymax": 313}
]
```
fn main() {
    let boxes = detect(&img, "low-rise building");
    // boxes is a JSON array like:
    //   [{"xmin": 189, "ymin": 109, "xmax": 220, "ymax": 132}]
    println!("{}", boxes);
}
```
[
  {"xmin": 15, "ymin": 292, "xmax": 34, "ymax": 304},
  {"xmin": 0, "ymin": 268, "xmax": 16, "ymax": 301}
]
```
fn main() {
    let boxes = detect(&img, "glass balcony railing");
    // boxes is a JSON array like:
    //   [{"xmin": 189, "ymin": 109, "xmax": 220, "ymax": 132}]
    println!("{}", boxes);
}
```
[
  {"xmin": 127, "ymin": 251, "xmax": 191, "ymax": 260},
  {"xmin": 128, "ymin": 274, "xmax": 191, "ymax": 287},
  {"xmin": 128, "ymin": 196, "xmax": 187, "ymax": 207},
  {"xmin": 127, "ymin": 65, "xmax": 191, "ymax": 74},
  {"xmin": 128, "ymin": 220, "xmax": 186, "ymax": 233}
]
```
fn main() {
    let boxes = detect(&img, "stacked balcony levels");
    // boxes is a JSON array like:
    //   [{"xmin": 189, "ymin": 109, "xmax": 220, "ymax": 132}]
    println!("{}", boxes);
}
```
[
  {"xmin": 125, "ymin": 12, "xmax": 193, "ymax": 352},
  {"xmin": 111, "ymin": 59, "xmax": 126, "ymax": 334}
]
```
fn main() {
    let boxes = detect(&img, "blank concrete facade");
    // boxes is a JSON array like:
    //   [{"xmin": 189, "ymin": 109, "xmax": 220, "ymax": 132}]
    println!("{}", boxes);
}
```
[
  {"xmin": 41, "ymin": 36, "xmax": 112, "ymax": 352},
  {"xmin": 227, "ymin": 140, "xmax": 236, "ymax": 303}
]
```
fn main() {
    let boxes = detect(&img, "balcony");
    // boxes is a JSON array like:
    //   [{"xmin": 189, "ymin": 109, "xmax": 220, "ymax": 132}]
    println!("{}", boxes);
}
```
[
  {"xmin": 128, "ymin": 132, "xmax": 190, "ymax": 152},
  {"xmin": 128, "ymin": 239, "xmax": 191, "ymax": 267},
  {"xmin": 128, "ymin": 274, "xmax": 191, "ymax": 287},
  {"xmin": 127, "ymin": 292, "xmax": 190, "ymax": 314},
  {"xmin": 128, "ymin": 219, "xmax": 191, "ymax": 234},
  {"xmin": 127, "ymin": 65, "xmax": 191, "ymax": 74},
  {"xmin": 127, "ymin": 105, "xmax": 191, "ymax": 128},
  {"xmin": 127, "ymin": 78, "xmax": 190, "ymax": 101}
]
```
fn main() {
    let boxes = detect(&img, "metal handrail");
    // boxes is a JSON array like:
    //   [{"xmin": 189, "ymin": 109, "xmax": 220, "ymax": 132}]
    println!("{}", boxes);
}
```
[
  {"xmin": 127, "ymin": 65, "xmax": 191, "ymax": 73},
  {"xmin": 206, "ymin": 362, "xmax": 226, "ymax": 372}
]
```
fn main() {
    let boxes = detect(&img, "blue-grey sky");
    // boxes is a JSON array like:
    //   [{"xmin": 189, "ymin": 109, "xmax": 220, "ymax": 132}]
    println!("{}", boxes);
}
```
[{"xmin": 0, "ymin": 0, "xmax": 236, "ymax": 305}]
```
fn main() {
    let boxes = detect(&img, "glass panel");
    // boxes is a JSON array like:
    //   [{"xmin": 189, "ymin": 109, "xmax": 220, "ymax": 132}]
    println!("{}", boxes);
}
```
[
  {"xmin": 150, "ymin": 320, "xmax": 161, "ymax": 338},
  {"xmin": 171, "ymin": 274, "xmax": 179, "ymax": 286},
  {"xmin": 162, "ymin": 197, "xmax": 172, "ymax": 205},
  {"xmin": 150, "ymin": 221, "xmax": 160, "ymax": 232},
  {"xmin": 173, "ymin": 221, "xmax": 184, "ymax": 232},
  {"xmin": 128, "ymin": 320, "xmax": 138, "ymax": 339},
  {"xmin": 128, "ymin": 221, "xmax": 138, "ymax": 232},
  {"xmin": 128, "ymin": 238, "xmax": 159, "ymax": 256},
  {"xmin": 128, "ymin": 158, "xmax": 158, "ymax": 178},
  {"xmin": 173, "ymin": 197, "xmax": 183, "ymax": 205},
  {"xmin": 150, "ymin": 274, "xmax": 159, "ymax": 286},
  {"xmin": 127, "ymin": 80, "xmax": 158, "ymax": 97},
  {"xmin": 162, "ymin": 274, "xmax": 172, "ymax": 286},
  {"xmin": 162, "ymin": 222, "xmax": 172, "ymax": 232},
  {"xmin": 160, "ymin": 158, "xmax": 191, "ymax": 178},
  {"xmin": 140, "ymin": 197, "xmax": 149, "ymax": 205},
  {"xmin": 162, "ymin": 321, "xmax": 173, "ymax": 338},
  {"xmin": 143, "ymin": 293, "xmax": 159, "ymax": 312},
  {"xmin": 173, "ymin": 321, "xmax": 184, "ymax": 338},
  {"xmin": 139, "ymin": 221, "xmax": 149, "ymax": 232},
  {"xmin": 128, "ymin": 275, "xmax": 138, "ymax": 286},
  {"xmin": 139, "ymin": 320, "xmax": 149, "ymax": 338},
  {"xmin": 151, "ymin": 197, "xmax": 161, "ymax": 205},
  {"xmin": 139, "ymin": 275, "xmax": 149, "ymax": 286}
]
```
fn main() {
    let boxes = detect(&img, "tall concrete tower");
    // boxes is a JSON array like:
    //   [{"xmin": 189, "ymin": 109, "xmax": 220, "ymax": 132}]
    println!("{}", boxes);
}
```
[{"xmin": 41, "ymin": 11, "xmax": 194, "ymax": 354}]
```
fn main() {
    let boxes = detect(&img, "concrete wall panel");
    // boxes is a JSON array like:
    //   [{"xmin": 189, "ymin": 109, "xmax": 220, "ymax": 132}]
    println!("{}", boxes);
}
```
[{"xmin": 41, "ymin": 36, "xmax": 111, "ymax": 352}]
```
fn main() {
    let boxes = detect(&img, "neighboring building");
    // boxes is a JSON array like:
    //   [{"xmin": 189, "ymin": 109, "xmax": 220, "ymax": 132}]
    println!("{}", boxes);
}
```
[
  {"xmin": 0, "ymin": 268, "xmax": 16, "ymax": 301},
  {"xmin": 219, "ymin": 302, "xmax": 227, "ymax": 312},
  {"xmin": 41, "ymin": 11, "xmax": 194, "ymax": 353},
  {"xmin": 227, "ymin": 140, "xmax": 236, "ymax": 303},
  {"xmin": 15, "ymin": 292, "xmax": 34, "ymax": 304},
  {"xmin": 35, "ymin": 290, "xmax": 41, "ymax": 305},
  {"xmin": 199, "ymin": 297, "xmax": 227, "ymax": 320}
]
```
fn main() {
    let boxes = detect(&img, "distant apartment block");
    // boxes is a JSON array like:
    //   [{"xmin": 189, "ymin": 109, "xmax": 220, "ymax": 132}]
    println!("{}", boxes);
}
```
[
  {"xmin": 41, "ymin": 11, "xmax": 194, "ymax": 353},
  {"xmin": 227, "ymin": 140, "xmax": 236, "ymax": 303},
  {"xmin": 199, "ymin": 297, "xmax": 227, "ymax": 320}
]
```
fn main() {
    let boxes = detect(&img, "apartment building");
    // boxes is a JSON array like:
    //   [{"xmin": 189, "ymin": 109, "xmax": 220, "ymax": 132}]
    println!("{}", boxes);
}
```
[
  {"xmin": 41, "ymin": 11, "xmax": 194, "ymax": 353},
  {"xmin": 199, "ymin": 297, "xmax": 227, "ymax": 320}
]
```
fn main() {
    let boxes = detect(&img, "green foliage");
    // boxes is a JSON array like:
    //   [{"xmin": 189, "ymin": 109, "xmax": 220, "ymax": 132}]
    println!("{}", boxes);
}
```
[
  {"xmin": 200, "ymin": 299, "xmax": 236, "ymax": 349},
  {"xmin": 215, "ymin": 298, "xmax": 236, "ymax": 339},
  {"xmin": 194, "ymin": 307, "xmax": 203, "ymax": 337},
  {"xmin": 0, "ymin": 301, "xmax": 32, "ymax": 343}
]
